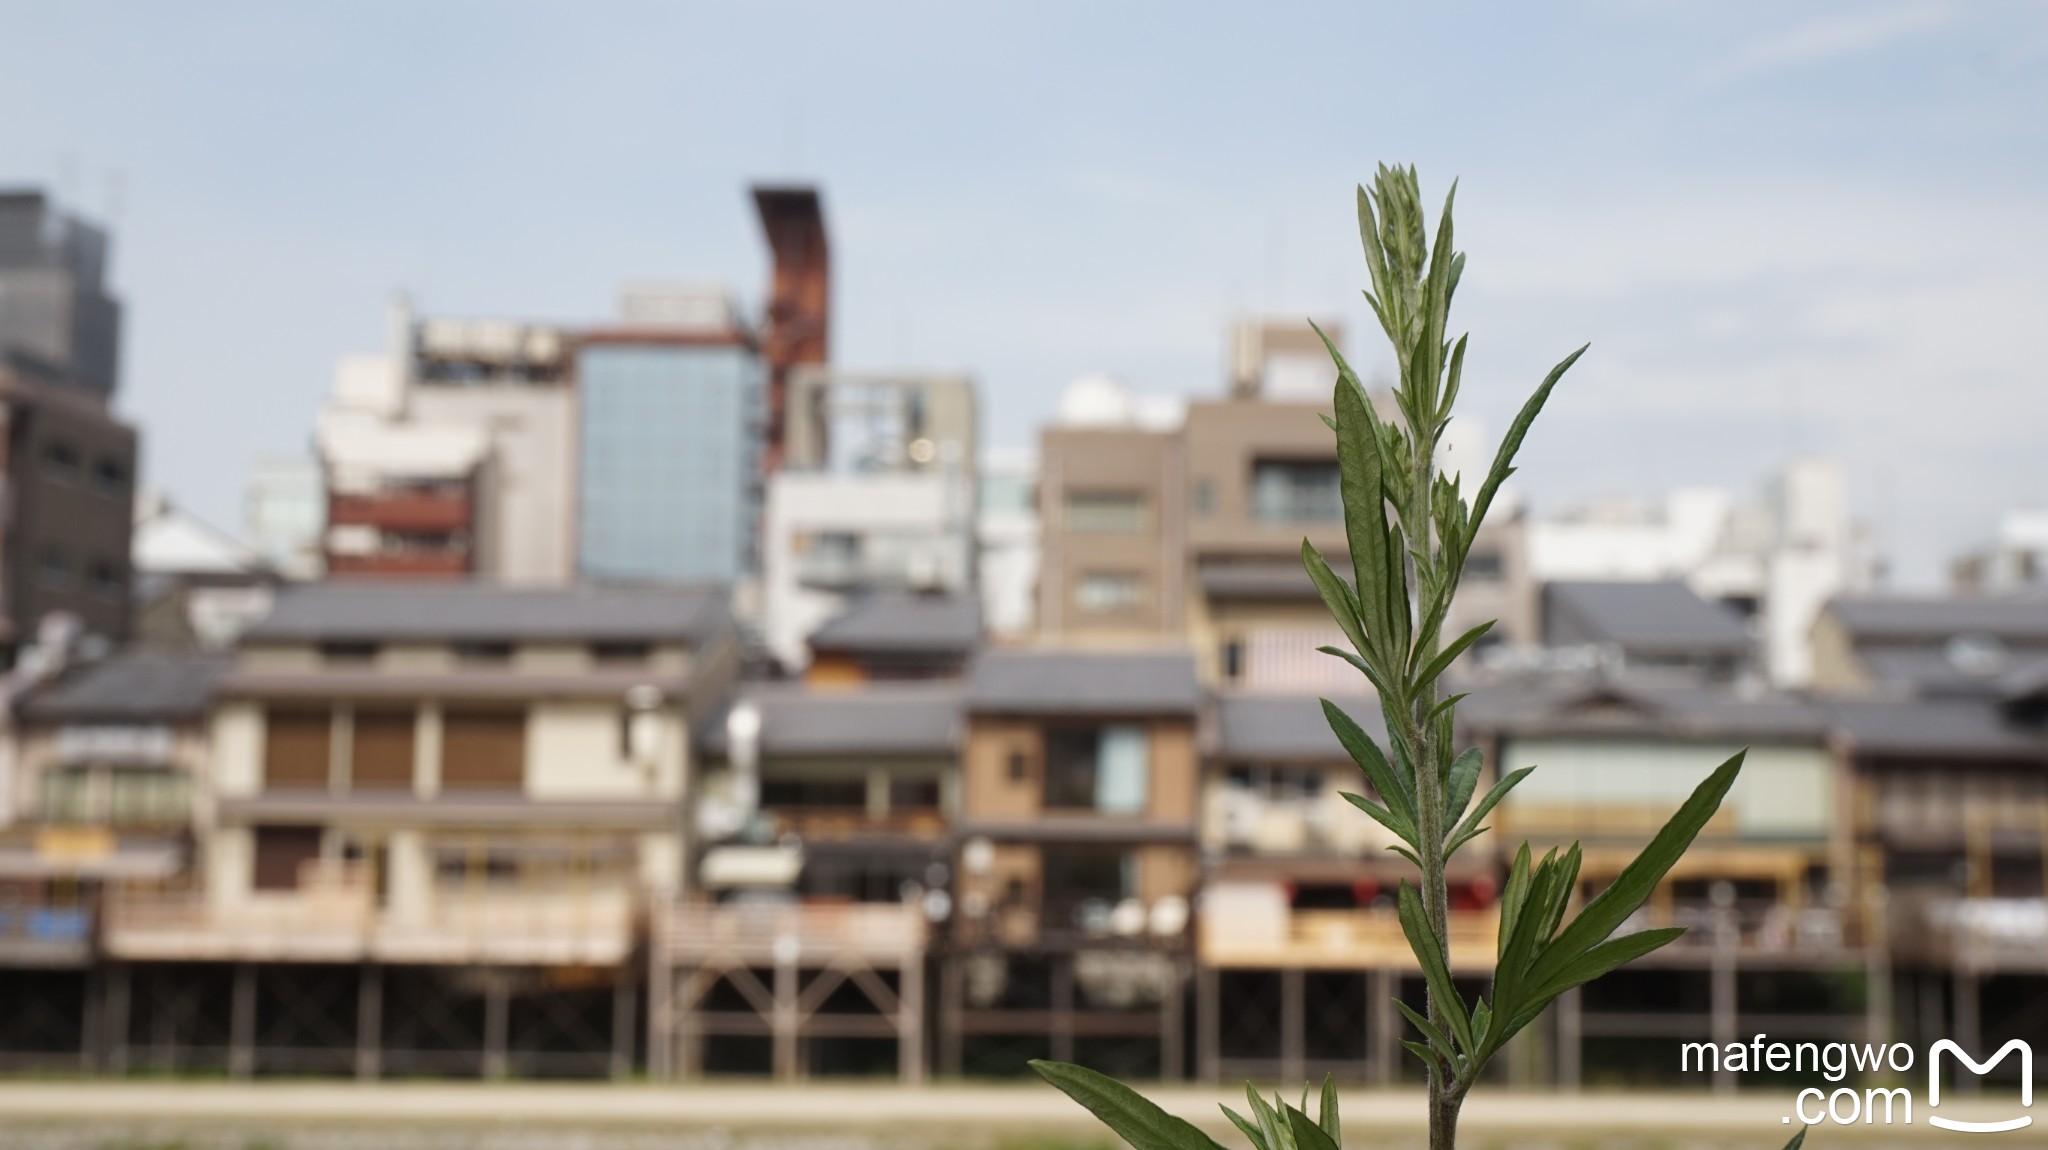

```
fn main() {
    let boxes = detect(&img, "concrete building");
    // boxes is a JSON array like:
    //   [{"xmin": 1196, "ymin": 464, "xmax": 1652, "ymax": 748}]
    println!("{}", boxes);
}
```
[
  {"xmin": 0, "ymin": 190, "xmax": 120, "ymax": 399},
  {"xmin": 316, "ymin": 300, "xmax": 575, "ymax": 583},
  {"xmin": 1035, "ymin": 369, "xmax": 1534, "ymax": 686},
  {"xmin": 760, "ymin": 369, "xmax": 976, "ymax": 671},
  {"xmin": 977, "ymin": 447, "xmax": 1038, "ymax": 639},
  {"xmin": 243, "ymin": 454, "xmax": 325, "ymax": 581},
  {"xmin": 1952, "ymin": 509, "xmax": 2048, "ymax": 597},
  {"xmin": 1528, "ymin": 458, "xmax": 1872, "ymax": 687},
  {"xmin": 0, "ymin": 365, "xmax": 138, "ymax": 652},
  {"xmin": 576, "ymin": 286, "xmax": 763, "ymax": 587}
]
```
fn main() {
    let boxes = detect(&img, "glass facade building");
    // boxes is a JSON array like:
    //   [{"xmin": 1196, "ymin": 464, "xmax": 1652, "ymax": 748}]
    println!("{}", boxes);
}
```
[{"xmin": 576, "ymin": 342, "xmax": 762, "ymax": 584}]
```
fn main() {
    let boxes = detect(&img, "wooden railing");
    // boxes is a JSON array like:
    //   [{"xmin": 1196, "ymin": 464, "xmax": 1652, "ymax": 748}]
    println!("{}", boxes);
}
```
[
  {"xmin": 1200, "ymin": 906, "xmax": 1499, "ymax": 971},
  {"xmin": 662, "ymin": 900, "xmax": 927, "ymax": 962}
]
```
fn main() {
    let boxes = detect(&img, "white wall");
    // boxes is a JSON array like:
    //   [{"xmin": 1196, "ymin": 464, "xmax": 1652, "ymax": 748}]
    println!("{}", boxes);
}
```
[
  {"xmin": 762, "ymin": 471, "xmax": 974, "ymax": 669},
  {"xmin": 212, "ymin": 703, "xmax": 264, "ymax": 799},
  {"xmin": 410, "ymin": 385, "xmax": 576, "ymax": 584},
  {"xmin": 1499, "ymin": 737, "xmax": 1831, "ymax": 839}
]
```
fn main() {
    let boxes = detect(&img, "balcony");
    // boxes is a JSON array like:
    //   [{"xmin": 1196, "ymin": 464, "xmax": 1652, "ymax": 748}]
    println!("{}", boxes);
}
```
[
  {"xmin": 325, "ymin": 550, "xmax": 471, "ymax": 579},
  {"xmin": 1896, "ymin": 895, "xmax": 2048, "ymax": 974},
  {"xmin": 1199, "ymin": 904, "xmax": 1499, "ymax": 971},
  {"xmin": 1619, "ymin": 900, "xmax": 1863, "ymax": 964},
  {"xmin": 0, "ymin": 906, "xmax": 93, "ymax": 967},
  {"xmin": 661, "ymin": 900, "xmax": 927, "ymax": 965},
  {"xmin": 764, "ymin": 808, "xmax": 948, "ymax": 843},
  {"xmin": 104, "ymin": 862, "xmax": 636, "ymax": 965},
  {"xmin": 329, "ymin": 490, "xmax": 472, "ymax": 534}
]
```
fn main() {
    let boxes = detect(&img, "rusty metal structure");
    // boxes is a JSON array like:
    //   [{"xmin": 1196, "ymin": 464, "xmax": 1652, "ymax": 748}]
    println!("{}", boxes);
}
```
[{"xmin": 752, "ymin": 186, "xmax": 831, "ymax": 474}]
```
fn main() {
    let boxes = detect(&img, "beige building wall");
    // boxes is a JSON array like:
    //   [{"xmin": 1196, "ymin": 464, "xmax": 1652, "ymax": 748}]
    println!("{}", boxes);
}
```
[{"xmin": 1036, "ymin": 426, "xmax": 1183, "ymax": 640}]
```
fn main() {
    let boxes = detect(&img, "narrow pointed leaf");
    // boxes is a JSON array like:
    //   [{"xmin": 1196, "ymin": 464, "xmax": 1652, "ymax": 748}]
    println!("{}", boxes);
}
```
[
  {"xmin": 1284, "ymin": 1107, "xmax": 1337, "ymax": 1150},
  {"xmin": 1528, "ymin": 927, "xmax": 1686, "ymax": 1002},
  {"xmin": 1317, "ymin": 1075, "xmax": 1339, "ymax": 1145},
  {"xmin": 1221, "ymin": 1108, "xmax": 1268, "ymax": 1150},
  {"xmin": 1530, "ymin": 752, "xmax": 1743, "ymax": 989},
  {"xmin": 1449, "ymin": 766, "xmax": 1535, "ymax": 857},
  {"xmin": 1445, "ymin": 747, "xmax": 1484, "ymax": 825},
  {"xmin": 1030, "ymin": 1061, "xmax": 1228, "ymax": 1150},
  {"xmin": 1469, "ymin": 345, "xmax": 1586, "ymax": 538},
  {"xmin": 1341, "ymin": 791, "xmax": 1417, "ymax": 846},
  {"xmin": 1395, "ymin": 882, "xmax": 1473, "ymax": 1054},
  {"xmin": 1400, "ymin": 1039, "xmax": 1444, "ymax": 1069},
  {"xmin": 1302, "ymin": 539, "xmax": 1370, "ymax": 661},
  {"xmin": 1413, "ymin": 620, "xmax": 1493, "ymax": 688},
  {"xmin": 1334, "ymin": 378, "xmax": 1393, "ymax": 651},
  {"xmin": 1394, "ymin": 998, "xmax": 1458, "ymax": 1062},
  {"xmin": 1323, "ymin": 698, "xmax": 1415, "ymax": 822},
  {"xmin": 1496, "ymin": 842, "xmax": 1533, "ymax": 963},
  {"xmin": 1783, "ymin": 1126, "xmax": 1809, "ymax": 1150}
]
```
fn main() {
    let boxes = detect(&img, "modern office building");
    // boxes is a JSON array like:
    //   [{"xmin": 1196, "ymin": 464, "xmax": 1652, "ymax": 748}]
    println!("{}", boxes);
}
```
[
  {"xmin": 575, "ymin": 285, "xmax": 763, "ymax": 587},
  {"xmin": 244, "ymin": 454, "xmax": 326, "ymax": 581},
  {"xmin": 0, "ymin": 190, "xmax": 121, "ymax": 399}
]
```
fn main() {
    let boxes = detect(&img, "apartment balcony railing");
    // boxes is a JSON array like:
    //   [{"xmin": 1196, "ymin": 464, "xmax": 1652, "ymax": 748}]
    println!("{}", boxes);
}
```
[
  {"xmin": 329, "ymin": 490, "xmax": 472, "ymax": 534},
  {"xmin": 765, "ymin": 808, "xmax": 948, "ymax": 843},
  {"xmin": 104, "ymin": 861, "xmax": 636, "ymax": 964},
  {"xmin": 1199, "ymin": 905, "xmax": 1500, "ymax": 971},
  {"xmin": 325, "ymin": 550, "xmax": 471, "ymax": 578},
  {"xmin": 1895, "ymin": 895, "xmax": 2048, "ymax": 974},
  {"xmin": 0, "ymin": 905, "xmax": 93, "ymax": 966},
  {"xmin": 660, "ymin": 899, "xmax": 927, "ymax": 964},
  {"xmin": 1617, "ymin": 900, "xmax": 1864, "ymax": 964}
]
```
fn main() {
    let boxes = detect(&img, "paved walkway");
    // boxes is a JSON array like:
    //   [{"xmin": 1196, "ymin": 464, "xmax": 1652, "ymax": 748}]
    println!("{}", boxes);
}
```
[{"xmin": 0, "ymin": 1081, "xmax": 2038, "ymax": 1140}]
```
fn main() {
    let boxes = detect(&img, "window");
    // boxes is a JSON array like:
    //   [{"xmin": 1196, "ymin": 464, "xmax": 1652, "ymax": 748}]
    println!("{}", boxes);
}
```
[
  {"xmin": 1221, "ymin": 639, "xmax": 1244, "ymax": 682},
  {"xmin": 319, "ymin": 641, "xmax": 379, "ymax": 665},
  {"xmin": 1076, "ymin": 572, "xmax": 1144, "ymax": 613},
  {"xmin": 1225, "ymin": 765, "xmax": 1325, "ymax": 803},
  {"xmin": 88, "ymin": 558, "xmax": 121, "ymax": 598},
  {"xmin": 1064, "ymin": 491, "xmax": 1145, "ymax": 534},
  {"xmin": 1042, "ymin": 846, "xmax": 1133, "ymax": 930},
  {"xmin": 350, "ymin": 709, "xmax": 416, "ymax": 790},
  {"xmin": 42, "ymin": 440, "xmax": 81, "ymax": 478},
  {"xmin": 592, "ymin": 641, "xmax": 652, "ymax": 665},
  {"xmin": 889, "ymin": 777, "xmax": 943, "ymax": 811},
  {"xmin": 1191, "ymin": 478, "xmax": 1214, "ymax": 515},
  {"xmin": 1007, "ymin": 750, "xmax": 1031, "ymax": 783},
  {"xmin": 264, "ymin": 709, "xmax": 333, "ymax": 789},
  {"xmin": 106, "ymin": 768, "xmax": 190, "ymax": 824},
  {"xmin": 93, "ymin": 457, "xmax": 125, "ymax": 494},
  {"xmin": 1042, "ymin": 725, "xmax": 1148, "ymax": 813},
  {"xmin": 1464, "ymin": 549, "xmax": 1504, "ymax": 580},
  {"xmin": 759, "ymin": 778, "xmax": 868, "ymax": 809},
  {"xmin": 38, "ymin": 767, "xmax": 93, "ymax": 824},
  {"xmin": 39, "ymin": 548, "xmax": 69, "ymax": 588},
  {"xmin": 253, "ymin": 825, "xmax": 322, "ymax": 891},
  {"xmin": 452, "ymin": 641, "xmax": 513, "ymax": 666},
  {"xmin": 1251, "ymin": 459, "xmax": 1342, "ymax": 523},
  {"xmin": 440, "ymin": 709, "xmax": 526, "ymax": 791}
]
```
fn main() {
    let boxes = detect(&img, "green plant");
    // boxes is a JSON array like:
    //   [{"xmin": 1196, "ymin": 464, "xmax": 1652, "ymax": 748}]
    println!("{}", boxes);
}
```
[{"xmin": 1030, "ymin": 166, "xmax": 1800, "ymax": 1150}]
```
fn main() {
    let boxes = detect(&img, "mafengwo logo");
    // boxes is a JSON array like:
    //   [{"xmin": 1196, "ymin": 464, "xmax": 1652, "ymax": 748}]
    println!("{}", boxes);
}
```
[{"xmin": 1681, "ymin": 1035, "xmax": 2033, "ymax": 1132}]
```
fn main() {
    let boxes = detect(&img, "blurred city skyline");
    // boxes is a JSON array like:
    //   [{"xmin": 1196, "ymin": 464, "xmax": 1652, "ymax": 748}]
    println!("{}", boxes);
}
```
[{"xmin": 2, "ymin": 1, "xmax": 2045, "ymax": 587}]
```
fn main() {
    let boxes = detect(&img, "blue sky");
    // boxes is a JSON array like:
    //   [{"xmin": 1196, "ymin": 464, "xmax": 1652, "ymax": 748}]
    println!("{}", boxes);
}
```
[{"xmin": 2, "ymin": 1, "xmax": 2044, "ymax": 585}]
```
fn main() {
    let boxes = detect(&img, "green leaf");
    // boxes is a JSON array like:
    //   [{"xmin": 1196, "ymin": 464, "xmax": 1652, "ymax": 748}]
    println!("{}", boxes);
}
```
[
  {"xmin": 1302, "ymin": 539, "xmax": 1370, "ymax": 665},
  {"xmin": 1444, "ymin": 747, "xmax": 1484, "ymax": 825},
  {"xmin": 1413, "ymin": 620, "xmax": 1493, "ymax": 689},
  {"xmin": 1447, "ymin": 766, "xmax": 1535, "ymax": 859},
  {"xmin": 1496, "ymin": 843, "xmax": 1533, "ymax": 964},
  {"xmin": 1782, "ymin": 1125, "xmax": 1809, "ymax": 1150},
  {"xmin": 1528, "ymin": 751, "xmax": 1744, "ymax": 990},
  {"xmin": 1341, "ymin": 791, "xmax": 1417, "ymax": 846},
  {"xmin": 1527, "ymin": 928, "xmax": 1686, "ymax": 1003},
  {"xmin": 1245, "ymin": 1087, "xmax": 1296, "ymax": 1150},
  {"xmin": 1400, "ymin": 1039, "xmax": 1444, "ymax": 1069},
  {"xmin": 1334, "ymin": 377, "xmax": 1393, "ymax": 659},
  {"xmin": 1394, "ymin": 998, "xmax": 1457, "ymax": 1063},
  {"xmin": 1221, "ymin": 1107, "xmax": 1267, "ymax": 1150},
  {"xmin": 1284, "ymin": 1106, "xmax": 1338, "ymax": 1150},
  {"xmin": 1323, "ymin": 698, "xmax": 1415, "ymax": 824},
  {"xmin": 1395, "ymin": 881, "xmax": 1473, "ymax": 1055},
  {"xmin": 1468, "ymin": 344, "xmax": 1586, "ymax": 540},
  {"xmin": 1317, "ymin": 1075, "xmax": 1339, "ymax": 1145},
  {"xmin": 1029, "ymin": 1061, "xmax": 1226, "ymax": 1150},
  {"xmin": 1423, "ymin": 691, "xmax": 1469, "ymax": 728},
  {"xmin": 1316, "ymin": 646, "xmax": 1397, "ymax": 702}
]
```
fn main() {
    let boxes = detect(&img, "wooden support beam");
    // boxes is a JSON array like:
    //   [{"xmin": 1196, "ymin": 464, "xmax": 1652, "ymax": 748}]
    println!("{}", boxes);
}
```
[
  {"xmin": 939, "ymin": 957, "xmax": 963, "ymax": 1079},
  {"xmin": 482, "ymin": 969, "xmax": 509, "ymax": 1080},
  {"xmin": 899, "ymin": 954, "xmax": 926, "ymax": 1085},
  {"xmin": 1159, "ymin": 958, "xmax": 1184, "ymax": 1083},
  {"xmin": 1196, "ymin": 964, "xmax": 1219, "ymax": 1084},
  {"xmin": 355, "ymin": 964, "xmax": 382, "ymax": 1081},
  {"xmin": 1279, "ymin": 967, "xmax": 1305, "ymax": 1090},
  {"xmin": 229, "ymin": 964, "xmax": 256, "ymax": 1081},
  {"xmin": 1557, "ymin": 986, "xmax": 1582, "ymax": 1091},
  {"xmin": 105, "ymin": 964, "xmax": 130, "ymax": 1076},
  {"xmin": 1049, "ymin": 955, "xmax": 1076, "ymax": 1065},
  {"xmin": 612, "ymin": 972, "xmax": 637, "ymax": 1081},
  {"xmin": 1369, "ymin": 969, "xmax": 1395, "ymax": 1087}
]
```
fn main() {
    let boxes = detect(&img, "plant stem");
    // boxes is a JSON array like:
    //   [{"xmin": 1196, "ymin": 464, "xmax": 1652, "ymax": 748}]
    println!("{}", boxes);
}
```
[{"xmin": 1404, "ymin": 416, "xmax": 1459, "ymax": 1150}]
